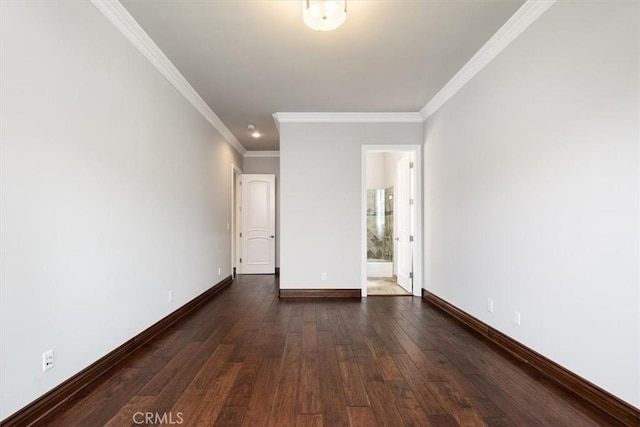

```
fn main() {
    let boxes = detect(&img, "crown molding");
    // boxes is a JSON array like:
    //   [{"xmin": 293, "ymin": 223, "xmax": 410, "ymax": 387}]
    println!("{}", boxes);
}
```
[
  {"xmin": 419, "ymin": 0, "xmax": 557, "ymax": 120},
  {"xmin": 273, "ymin": 112, "xmax": 423, "ymax": 125},
  {"xmin": 91, "ymin": 0, "xmax": 556, "ymax": 151},
  {"xmin": 244, "ymin": 151, "xmax": 280, "ymax": 158},
  {"xmin": 90, "ymin": 0, "xmax": 246, "ymax": 156}
]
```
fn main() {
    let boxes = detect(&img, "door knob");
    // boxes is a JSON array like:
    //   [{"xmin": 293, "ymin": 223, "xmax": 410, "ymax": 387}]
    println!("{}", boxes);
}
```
[{"xmin": 270, "ymin": 235, "xmax": 275, "ymax": 238}]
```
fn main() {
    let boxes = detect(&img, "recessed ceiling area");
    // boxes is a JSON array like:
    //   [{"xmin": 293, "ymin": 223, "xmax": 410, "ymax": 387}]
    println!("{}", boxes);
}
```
[{"xmin": 120, "ymin": 0, "xmax": 525, "ymax": 151}]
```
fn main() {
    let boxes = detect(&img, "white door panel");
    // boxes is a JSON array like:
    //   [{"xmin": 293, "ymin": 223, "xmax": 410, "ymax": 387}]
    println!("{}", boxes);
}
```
[
  {"xmin": 396, "ymin": 157, "xmax": 413, "ymax": 293},
  {"xmin": 246, "ymin": 238, "xmax": 269, "ymax": 264},
  {"xmin": 241, "ymin": 174, "xmax": 275, "ymax": 274}
]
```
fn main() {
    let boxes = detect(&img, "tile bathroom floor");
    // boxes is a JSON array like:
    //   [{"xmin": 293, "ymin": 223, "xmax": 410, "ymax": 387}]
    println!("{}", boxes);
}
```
[{"xmin": 367, "ymin": 276, "xmax": 411, "ymax": 295}]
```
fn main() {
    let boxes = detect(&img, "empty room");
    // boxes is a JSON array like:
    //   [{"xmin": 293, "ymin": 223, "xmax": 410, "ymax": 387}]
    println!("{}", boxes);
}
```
[{"xmin": 1, "ymin": 0, "xmax": 639, "ymax": 426}]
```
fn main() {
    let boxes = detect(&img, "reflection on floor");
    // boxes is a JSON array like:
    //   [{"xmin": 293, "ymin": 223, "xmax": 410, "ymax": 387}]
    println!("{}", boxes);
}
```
[{"xmin": 367, "ymin": 276, "xmax": 411, "ymax": 295}]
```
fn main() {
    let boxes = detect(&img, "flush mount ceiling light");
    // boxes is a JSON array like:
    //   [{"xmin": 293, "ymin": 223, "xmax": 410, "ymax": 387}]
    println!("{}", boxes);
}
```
[
  {"xmin": 248, "ymin": 124, "xmax": 261, "ymax": 138},
  {"xmin": 303, "ymin": 0, "xmax": 347, "ymax": 32}
]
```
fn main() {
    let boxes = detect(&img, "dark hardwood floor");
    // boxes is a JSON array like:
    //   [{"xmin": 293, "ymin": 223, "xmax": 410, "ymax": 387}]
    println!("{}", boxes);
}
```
[{"xmin": 40, "ymin": 275, "xmax": 621, "ymax": 426}]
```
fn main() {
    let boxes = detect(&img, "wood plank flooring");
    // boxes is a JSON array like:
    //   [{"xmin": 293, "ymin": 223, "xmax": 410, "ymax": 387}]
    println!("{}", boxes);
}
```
[{"xmin": 40, "ymin": 275, "xmax": 622, "ymax": 426}]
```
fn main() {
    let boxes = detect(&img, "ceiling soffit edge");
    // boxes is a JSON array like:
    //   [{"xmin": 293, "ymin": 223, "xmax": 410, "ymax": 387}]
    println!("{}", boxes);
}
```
[
  {"xmin": 272, "ymin": 112, "xmax": 423, "ymax": 126},
  {"xmin": 244, "ymin": 151, "xmax": 280, "ymax": 158}
]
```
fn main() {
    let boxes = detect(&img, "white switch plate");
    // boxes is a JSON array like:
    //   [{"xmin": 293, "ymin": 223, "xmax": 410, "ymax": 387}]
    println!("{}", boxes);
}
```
[
  {"xmin": 487, "ymin": 298, "xmax": 494, "ymax": 313},
  {"xmin": 218, "ymin": 267, "xmax": 222, "ymax": 276},
  {"xmin": 514, "ymin": 310, "xmax": 521, "ymax": 326}
]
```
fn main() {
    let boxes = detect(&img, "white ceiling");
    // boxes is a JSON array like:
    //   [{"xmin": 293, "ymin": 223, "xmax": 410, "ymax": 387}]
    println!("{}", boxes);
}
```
[{"xmin": 120, "ymin": 0, "xmax": 525, "ymax": 151}]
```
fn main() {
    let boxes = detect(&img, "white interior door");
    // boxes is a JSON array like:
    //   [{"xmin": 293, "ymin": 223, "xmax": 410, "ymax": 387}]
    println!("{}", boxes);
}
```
[
  {"xmin": 235, "ymin": 172, "xmax": 242, "ymax": 274},
  {"xmin": 241, "ymin": 174, "xmax": 276, "ymax": 274},
  {"xmin": 396, "ymin": 156, "xmax": 413, "ymax": 293}
]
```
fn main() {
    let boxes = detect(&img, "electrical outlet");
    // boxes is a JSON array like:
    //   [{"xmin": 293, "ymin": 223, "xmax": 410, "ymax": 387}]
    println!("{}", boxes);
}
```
[
  {"xmin": 487, "ymin": 298, "xmax": 494, "ymax": 313},
  {"xmin": 218, "ymin": 267, "xmax": 222, "ymax": 276},
  {"xmin": 169, "ymin": 290, "xmax": 174, "ymax": 303},
  {"xmin": 321, "ymin": 272, "xmax": 327, "ymax": 281},
  {"xmin": 42, "ymin": 350, "xmax": 54, "ymax": 372},
  {"xmin": 514, "ymin": 310, "xmax": 521, "ymax": 326}
]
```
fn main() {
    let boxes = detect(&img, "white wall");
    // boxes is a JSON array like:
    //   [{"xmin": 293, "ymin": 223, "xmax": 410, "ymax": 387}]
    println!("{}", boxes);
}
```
[
  {"xmin": 384, "ymin": 152, "xmax": 407, "ymax": 189},
  {"xmin": 424, "ymin": 1, "xmax": 639, "ymax": 407},
  {"xmin": 243, "ymin": 156, "xmax": 280, "ymax": 267},
  {"xmin": 366, "ymin": 152, "xmax": 407, "ymax": 189},
  {"xmin": 280, "ymin": 122, "xmax": 422, "ymax": 289},
  {"xmin": 366, "ymin": 152, "xmax": 386, "ymax": 189},
  {"xmin": 0, "ymin": 1, "xmax": 242, "ymax": 419}
]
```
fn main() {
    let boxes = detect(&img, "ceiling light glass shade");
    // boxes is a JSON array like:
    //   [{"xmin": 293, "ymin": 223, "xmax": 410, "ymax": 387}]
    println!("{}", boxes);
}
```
[{"xmin": 303, "ymin": 0, "xmax": 346, "ymax": 31}]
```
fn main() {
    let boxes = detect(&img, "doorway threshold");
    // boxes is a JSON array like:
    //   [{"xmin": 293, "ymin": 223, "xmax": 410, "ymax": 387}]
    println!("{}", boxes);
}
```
[{"xmin": 367, "ymin": 276, "xmax": 411, "ymax": 296}]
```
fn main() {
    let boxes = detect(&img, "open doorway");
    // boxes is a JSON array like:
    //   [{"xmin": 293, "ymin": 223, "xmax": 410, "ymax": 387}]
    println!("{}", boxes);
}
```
[{"xmin": 361, "ymin": 146, "xmax": 422, "ymax": 297}]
